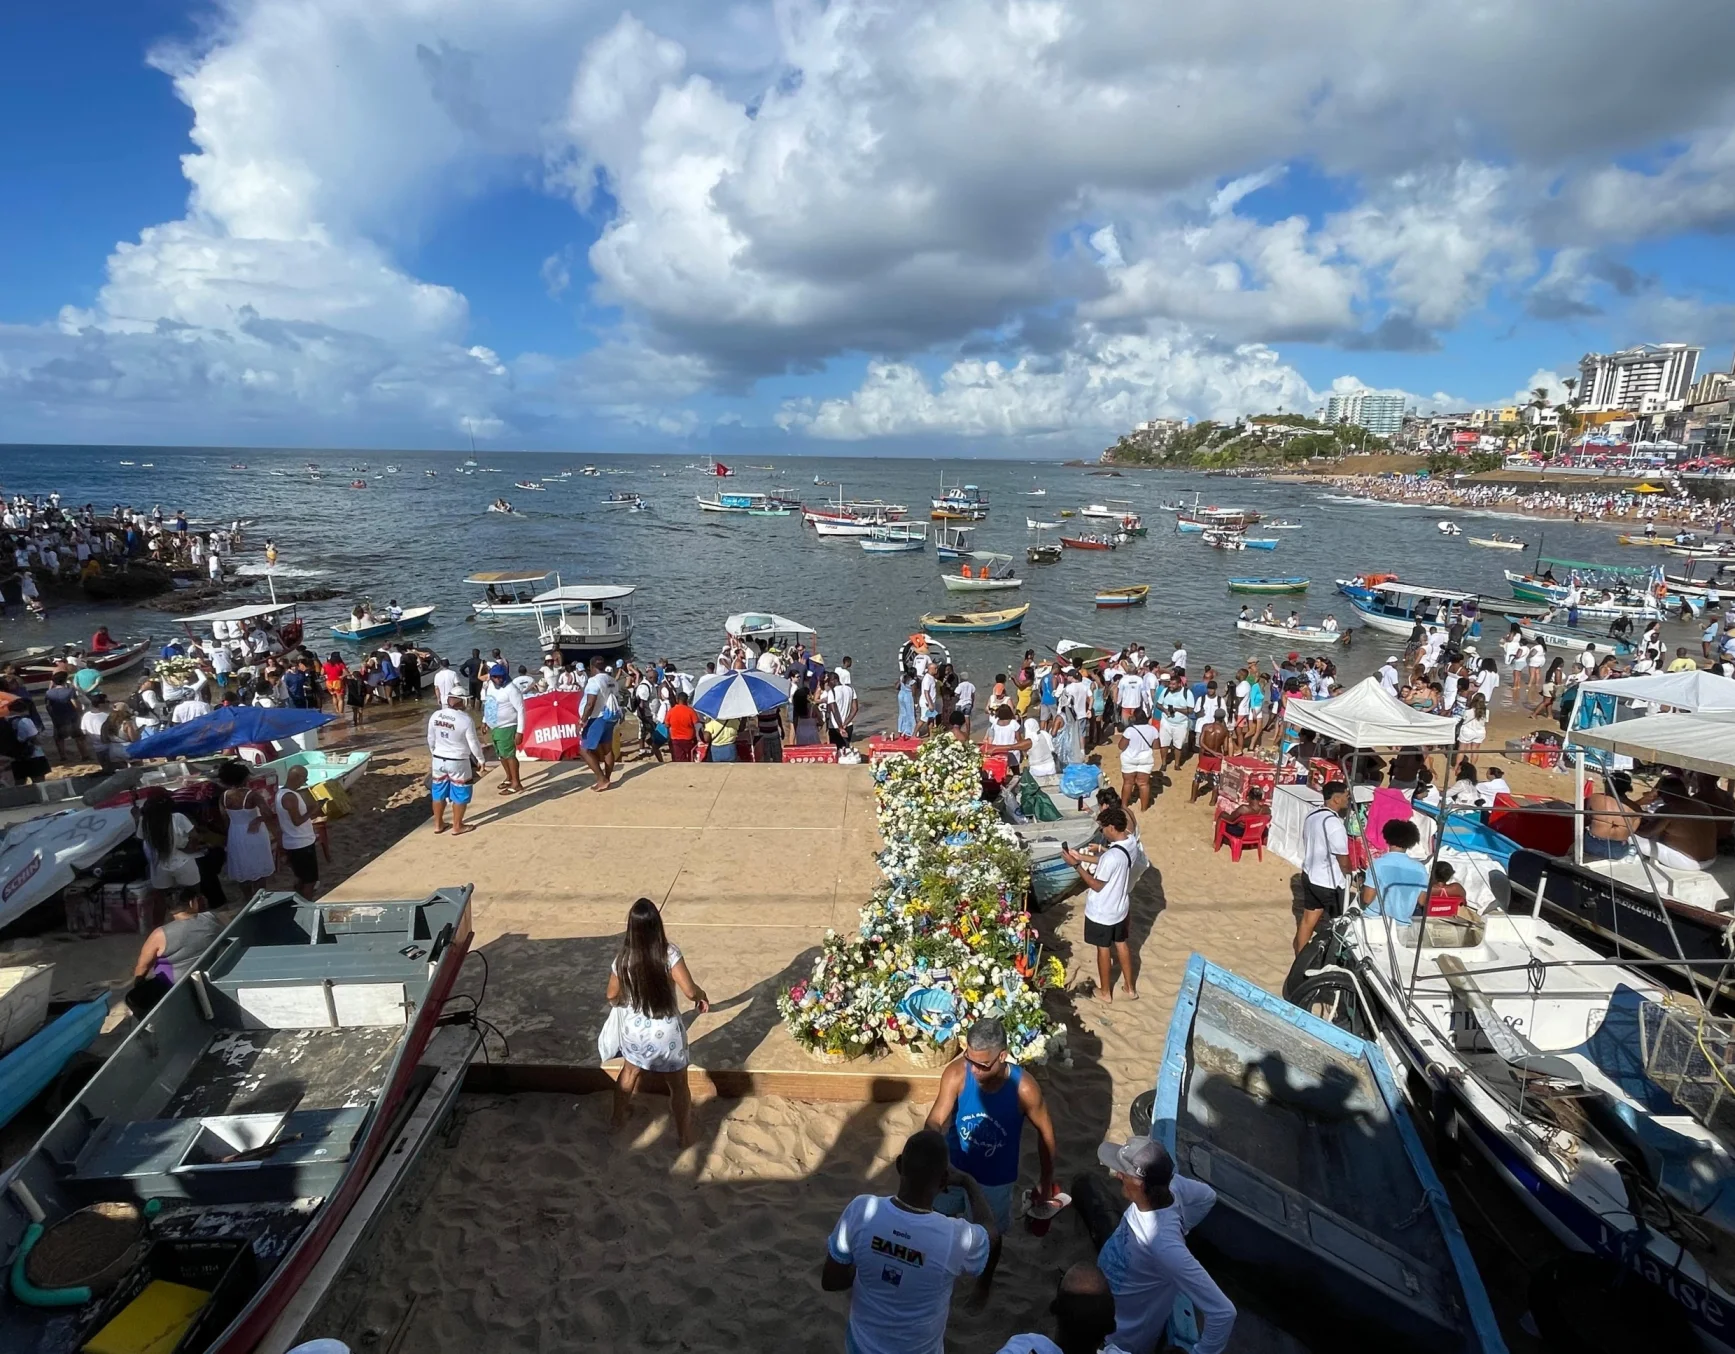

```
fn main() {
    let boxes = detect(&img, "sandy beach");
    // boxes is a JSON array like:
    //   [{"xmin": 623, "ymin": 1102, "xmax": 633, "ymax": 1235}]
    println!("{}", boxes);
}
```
[{"xmin": 278, "ymin": 691, "xmax": 1567, "ymax": 1353}]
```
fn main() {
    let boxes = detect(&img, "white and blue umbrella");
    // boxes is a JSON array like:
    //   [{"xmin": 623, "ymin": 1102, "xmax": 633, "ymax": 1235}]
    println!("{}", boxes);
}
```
[{"xmin": 692, "ymin": 670, "xmax": 789, "ymax": 720}]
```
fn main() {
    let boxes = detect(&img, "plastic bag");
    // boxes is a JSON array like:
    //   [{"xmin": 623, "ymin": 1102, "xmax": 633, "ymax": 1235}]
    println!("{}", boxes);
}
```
[
  {"xmin": 597, "ymin": 1005, "xmax": 625, "ymax": 1061},
  {"xmin": 1059, "ymin": 763, "xmax": 1101, "ymax": 800}
]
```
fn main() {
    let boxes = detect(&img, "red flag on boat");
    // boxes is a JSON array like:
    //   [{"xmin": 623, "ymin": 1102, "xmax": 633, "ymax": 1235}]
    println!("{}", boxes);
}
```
[
  {"xmin": 519, "ymin": 692, "xmax": 584, "ymax": 760},
  {"xmin": 713, "ymin": 460, "xmax": 732, "ymax": 477}
]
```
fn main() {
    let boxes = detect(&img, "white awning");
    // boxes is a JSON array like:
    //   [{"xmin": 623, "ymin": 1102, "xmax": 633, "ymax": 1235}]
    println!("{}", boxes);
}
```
[
  {"xmin": 532, "ymin": 584, "xmax": 635, "ymax": 604},
  {"xmin": 1573, "ymin": 670, "xmax": 1735, "ymax": 712},
  {"xmin": 178, "ymin": 602, "xmax": 298, "ymax": 624},
  {"xmin": 1573, "ymin": 710, "xmax": 1735, "ymax": 778},
  {"xmin": 1283, "ymin": 677, "xmax": 1464, "ymax": 750},
  {"xmin": 725, "ymin": 612, "xmax": 815, "ymax": 639}
]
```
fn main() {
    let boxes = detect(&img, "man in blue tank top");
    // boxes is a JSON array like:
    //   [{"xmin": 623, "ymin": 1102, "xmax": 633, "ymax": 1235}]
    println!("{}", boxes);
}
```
[{"xmin": 925, "ymin": 1017, "xmax": 1057, "ymax": 1231}]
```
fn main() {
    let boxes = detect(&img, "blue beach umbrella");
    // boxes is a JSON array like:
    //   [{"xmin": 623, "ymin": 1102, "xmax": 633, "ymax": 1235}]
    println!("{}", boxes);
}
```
[
  {"xmin": 691, "ymin": 671, "xmax": 789, "ymax": 721},
  {"xmin": 126, "ymin": 706, "xmax": 334, "ymax": 760}
]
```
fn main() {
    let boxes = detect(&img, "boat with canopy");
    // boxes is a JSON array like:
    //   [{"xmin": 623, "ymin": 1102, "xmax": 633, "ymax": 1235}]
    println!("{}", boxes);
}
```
[{"xmin": 532, "ymin": 585, "xmax": 635, "ymax": 661}]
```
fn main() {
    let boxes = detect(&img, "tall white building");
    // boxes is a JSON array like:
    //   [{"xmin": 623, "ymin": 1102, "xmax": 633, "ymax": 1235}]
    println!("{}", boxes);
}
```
[
  {"xmin": 1323, "ymin": 390, "xmax": 1406, "ymax": 436},
  {"xmin": 1577, "ymin": 343, "xmax": 1700, "ymax": 412}
]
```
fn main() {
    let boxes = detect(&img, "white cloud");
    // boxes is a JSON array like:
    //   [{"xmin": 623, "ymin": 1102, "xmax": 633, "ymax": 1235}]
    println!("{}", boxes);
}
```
[{"xmin": 3, "ymin": 0, "xmax": 1735, "ymax": 445}]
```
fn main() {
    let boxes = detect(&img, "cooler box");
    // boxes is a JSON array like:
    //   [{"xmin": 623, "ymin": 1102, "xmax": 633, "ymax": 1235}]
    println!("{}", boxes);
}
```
[
  {"xmin": 782, "ymin": 744, "xmax": 839, "ymax": 764},
  {"xmin": 867, "ymin": 736, "xmax": 923, "ymax": 762},
  {"xmin": 982, "ymin": 753, "xmax": 1010, "ymax": 782},
  {"xmin": 1216, "ymin": 757, "xmax": 1277, "ymax": 815},
  {"xmin": 1306, "ymin": 758, "xmax": 1346, "ymax": 791}
]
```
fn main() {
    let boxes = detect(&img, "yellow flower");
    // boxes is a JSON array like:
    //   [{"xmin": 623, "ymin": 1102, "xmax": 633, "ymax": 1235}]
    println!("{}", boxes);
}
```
[{"xmin": 964, "ymin": 988, "xmax": 980, "ymax": 1003}]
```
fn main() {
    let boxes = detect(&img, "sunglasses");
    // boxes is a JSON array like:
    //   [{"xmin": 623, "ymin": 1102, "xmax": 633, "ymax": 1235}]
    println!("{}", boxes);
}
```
[{"xmin": 964, "ymin": 1053, "xmax": 1004, "ymax": 1072}]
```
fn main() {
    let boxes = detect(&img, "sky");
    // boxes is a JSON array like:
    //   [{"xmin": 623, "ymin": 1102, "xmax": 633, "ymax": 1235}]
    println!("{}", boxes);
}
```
[{"xmin": 2, "ymin": 1, "xmax": 1734, "ymax": 456}]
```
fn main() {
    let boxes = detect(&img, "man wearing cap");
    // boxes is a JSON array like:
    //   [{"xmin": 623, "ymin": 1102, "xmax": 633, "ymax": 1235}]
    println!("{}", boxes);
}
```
[
  {"xmin": 925, "ymin": 1017, "xmax": 1058, "ymax": 1233},
  {"xmin": 481, "ymin": 664, "xmax": 527, "ymax": 795},
  {"xmin": 427, "ymin": 692, "xmax": 486, "ymax": 836},
  {"xmin": 1378, "ymin": 656, "xmax": 1401, "ymax": 693},
  {"xmin": 1095, "ymin": 1136, "xmax": 1235, "ymax": 1354},
  {"xmin": 822, "ymin": 1128, "xmax": 999, "ymax": 1354}
]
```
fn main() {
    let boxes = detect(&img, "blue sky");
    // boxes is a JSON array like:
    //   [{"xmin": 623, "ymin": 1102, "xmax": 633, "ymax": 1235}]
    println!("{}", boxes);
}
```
[{"xmin": 2, "ymin": 1, "xmax": 1733, "ymax": 453}]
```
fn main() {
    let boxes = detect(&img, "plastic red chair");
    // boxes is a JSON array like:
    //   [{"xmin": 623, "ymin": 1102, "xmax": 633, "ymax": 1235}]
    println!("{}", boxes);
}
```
[{"xmin": 1213, "ymin": 814, "xmax": 1269, "ymax": 861}]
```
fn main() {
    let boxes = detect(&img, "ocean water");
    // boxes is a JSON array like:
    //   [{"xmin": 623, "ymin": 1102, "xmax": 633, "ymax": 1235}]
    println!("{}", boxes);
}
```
[{"xmin": 0, "ymin": 445, "xmax": 1680, "ymax": 719}]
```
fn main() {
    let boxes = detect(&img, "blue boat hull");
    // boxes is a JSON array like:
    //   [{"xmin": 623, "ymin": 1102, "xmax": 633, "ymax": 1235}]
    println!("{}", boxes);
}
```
[
  {"xmin": 0, "ymin": 997, "xmax": 107, "ymax": 1129},
  {"xmin": 1155, "ymin": 955, "xmax": 1505, "ymax": 1354},
  {"xmin": 329, "ymin": 615, "xmax": 433, "ymax": 642}
]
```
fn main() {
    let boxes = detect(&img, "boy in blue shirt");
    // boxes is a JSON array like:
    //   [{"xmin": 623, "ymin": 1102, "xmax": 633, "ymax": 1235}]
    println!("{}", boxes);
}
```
[{"xmin": 1363, "ymin": 818, "xmax": 1429, "ymax": 923}]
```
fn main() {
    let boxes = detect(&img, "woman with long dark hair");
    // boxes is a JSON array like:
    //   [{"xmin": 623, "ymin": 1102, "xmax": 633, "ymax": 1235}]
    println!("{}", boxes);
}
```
[
  {"xmin": 605, "ymin": 898, "xmax": 709, "ymax": 1147},
  {"xmin": 137, "ymin": 791, "xmax": 202, "ymax": 898}
]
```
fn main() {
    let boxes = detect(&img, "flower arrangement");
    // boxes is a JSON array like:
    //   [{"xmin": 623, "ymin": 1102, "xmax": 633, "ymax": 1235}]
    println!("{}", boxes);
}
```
[{"xmin": 778, "ymin": 737, "xmax": 1067, "ymax": 1064}]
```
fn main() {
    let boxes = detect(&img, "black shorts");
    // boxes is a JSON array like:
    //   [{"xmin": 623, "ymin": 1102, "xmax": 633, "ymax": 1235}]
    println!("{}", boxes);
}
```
[
  {"xmin": 285, "ymin": 843, "xmax": 319, "ymax": 887},
  {"xmin": 1084, "ymin": 916, "xmax": 1129, "ymax": 946},
  {"xmin": 1302, "ymin": 880, "xmax": 1340, "ymax": 915}
]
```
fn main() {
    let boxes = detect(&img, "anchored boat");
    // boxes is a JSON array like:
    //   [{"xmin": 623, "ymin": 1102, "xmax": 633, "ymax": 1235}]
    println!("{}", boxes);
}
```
[
  {"xmin": 1236, "ymin": 618, "xmax": 1347, "ymax": 645},
  {"xmin": 1093, "ymin": 585, "xmax": 1149, "ymax": 608},
  {"xmin": 1227, "ymin": 577, "xmax": 1309, "ymax": 594},
  {"xmin": 918, "ymin": 605, "xmax": 1029, "ymax": 633},
  {"xmin": 940, "ymin": 553, "xmax": 1022, "ymax": 591},
  {"xmin": 328, "ymin": 604, "xmax": 435, "ymax": 643}
]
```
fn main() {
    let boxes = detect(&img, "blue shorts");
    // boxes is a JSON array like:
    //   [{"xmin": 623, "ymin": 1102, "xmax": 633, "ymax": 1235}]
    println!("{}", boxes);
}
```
[
  {"xmin": 933, "ymin": 1180, "xmax": 1015, "ymax": 1233},
  {"xmin": 430, "ymin": 779, "xmax": 472, "ymax": 805},
  {"xmin": 582, "ymin": 713, "xmax": 618, "ymax": 750}
]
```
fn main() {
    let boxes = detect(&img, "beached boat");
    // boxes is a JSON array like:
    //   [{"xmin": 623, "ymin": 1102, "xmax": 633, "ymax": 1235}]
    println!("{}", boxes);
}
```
[
  {"xmin": 1094, "ymin": 585, "xmax": 1148, "ymax": 608},
  {"xmin": 861, "ymin": 523, "xmax": 928, "ymax": 554},
  {"xmin": 251, "ymin": 748, "xmax": 373, "ymax": 793},
  {"xmin": 1060, "ymin": 534, "xmax": 1117, "ymax": 551},
  {"xmin": 918, "ymin": 605, "xmax": 1028, "ymax": 633},
  {"xmin": 1227, "ymin": 577, "xmax": 1309, "ymax": 594},
  {"xmin": 940, "ymin": 553, "xmax": 1021, "ymax": 591},
  {"xmin": 1468, "ymin": 536, "xmax": 1525, "ymax": 550},
  {"xmin": 466, "ymin": 570, "xmax": 559, "ymax": 618},
  {"xmin": 10, "ymin": 638, "xmax": 153, "ymax": 695},
  {"xmin": 0, "ymin": 996, "xmax": 108, "ymax": 1131},
  {"xmin": 1500, "ymin": 620, "xmax": 1634, "ymax": 657},
  {"xmin": 533, "ymin": 584, "xmax": 635, "ymax": 661},
  {"xmin": 1236, "ymin": 618, "xmax": 1347, "ymax": 645},
  {"xmin": 328, "ymin": 605, "xmax": 435, "ymax": 643},
  {"xmin": 1156, "ymin": 955, "xmax": 1505, "ymax": 1354},
  {"xmin": 0, "ymin": 888, "xmax": 476, "ymax": 1354}
]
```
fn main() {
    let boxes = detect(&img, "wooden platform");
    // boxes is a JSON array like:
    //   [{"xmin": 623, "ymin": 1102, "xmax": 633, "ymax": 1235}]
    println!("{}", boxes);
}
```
[{"xmin": 330, "ymin": 758, "xmax": 897, "ymax": 1095}]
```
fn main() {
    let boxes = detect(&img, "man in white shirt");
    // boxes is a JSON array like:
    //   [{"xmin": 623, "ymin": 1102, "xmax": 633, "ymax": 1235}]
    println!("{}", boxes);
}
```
[
  {"xmin": 1062, "ymin": 806, "xmax": 1137, "ymax": 1001},
  {"xmin": 481, "ymin": 666, "xmax": 527, "ymax": 795},
  {"xmin": 822, "ymin": 1130, "xmax": 997, "ymax": 1354},
  {"xmin": 1378, "ymin": 658, "xmax": 1400, "ymax": 693},
  {"xmin": 1170, "ymin": 644, "xmax": 1187, "ymax": 673},
  {"xmin": 1155, "ymin": 675, "xmax": 1195, "ymax": 776},
  {"xmin": 919, "ymin": 666, "xmax": 940, "ymax": 732},
  {"xmin": 836, "ymin": 656, "xmax": 853, "ymax": 687},
  {"xmin": 579, "ymin": 656, "xmax": 621, "ymax": 789},
  {"xmin": 1475, "ymin": 764, "xmax": 1512, "ymax": 806},
  {"xmin": 171, "ymin": 692, "xmax": 212, "ymax": 724},
  {"xmin": 1095, "ymin": 1136, "xmax": 1235, "ymax": 1354},
  {"xmin": 1115, "ymin": 668, "xmax": 1145, "ymax": 728},
  {"xmin": 1297, "ymin": 781, "xmax": 1351, "ymax": 954},
  {"xmin": 953, "ymin": 676, "xmax": 977, "ymax": 736},
  {"xmin": 427, "ymin": 693, "xmax": 486, "ymax": 835},
  {"xmin": 432, "ymin": 658, "xmax": 459, "ymax": 706}
]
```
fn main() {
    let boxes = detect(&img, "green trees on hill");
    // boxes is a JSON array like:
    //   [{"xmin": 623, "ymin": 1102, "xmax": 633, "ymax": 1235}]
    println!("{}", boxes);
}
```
[{"xmin": 1104, "ymin": 416, "xmax": 1385, "ymax": 467}]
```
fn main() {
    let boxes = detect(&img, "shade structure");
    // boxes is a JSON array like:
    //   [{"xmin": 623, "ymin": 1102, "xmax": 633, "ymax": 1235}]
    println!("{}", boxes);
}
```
[
  {"xmin": 1572, "ymin": 670, "xmax": 1735, "ymax": 712},
  {"xmin": 692, "ymin": 670, "xmax": 788, "ymax": 720},
  {"xmin": 126, "ymin": 706, "xmax": 334, "ymax": 760},
  {"xmin": 1571, "ymin": 709, "xmax": 1735, "ymax": 778},
  {"xmin": 0, "ymin": 806, "xmax": 136, "ymax": 929},
  {"xmin": 1632, "ymin": 483, "xmax": 1666, "ymax": 493},
  {"xmin": 519, "ymin": 692, "xmax": 584, "ymax": 760},
  {"xmin": 1283, "ymin": 677, "xmax": 1463, "ymax": 750}
]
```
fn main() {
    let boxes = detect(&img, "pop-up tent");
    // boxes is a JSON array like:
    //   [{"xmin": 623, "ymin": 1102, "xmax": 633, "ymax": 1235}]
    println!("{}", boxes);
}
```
[
  {"xmin": 1571, "ymin": 708, "xmax": 1735, "ymax": 779},
  {"xmin": 1283, "ymin": 677, "xmax": 1463, "ymax": 750},
  {"xmin": 1567, "ymin": 670, "xmax": 1735, "ymax": 764}
]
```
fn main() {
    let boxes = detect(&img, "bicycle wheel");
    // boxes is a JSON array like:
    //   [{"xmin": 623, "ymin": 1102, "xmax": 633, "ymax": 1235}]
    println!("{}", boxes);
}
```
[{"xmin": 1287, "ymin": 970, "xmax": 1373, "ymax": 1039}]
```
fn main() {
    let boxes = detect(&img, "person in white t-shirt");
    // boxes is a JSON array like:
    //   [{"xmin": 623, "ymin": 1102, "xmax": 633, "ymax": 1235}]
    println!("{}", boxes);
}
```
[
  {"xmin": 919, "ymin": 667, "xmax": 940, "ymax": 732},
  {"xmin": 953, "ymin": 676, "xmax": 977, "ymax": 736},
  {"xmin": 1062, "ymin": 806, "xmax": 1137, "ymax": 1001},
  {"xmin": 1155, "ymin": 675, "xmax": 1194, "ymax": 775},
  {"xmin": 1170, "ymin": 644, "xmax": 1187, "ymax": 673},
  {"xmin": 1022, "ymin": 716, "xmax": 1057, "ymax": 779},
  {"xmin": 823, "ymin": 1130, "xmax": 998, "ymax": 1354},
  {"xmin": 579, "ymin": 656, "xmax": 621, "ymax": 790},
  {"xmin": 1115, "ymin": 669, "xmax": 1145, "ymax": 727},
  {"xmin": 1297, "ymin": 781, "xmax": 1350, "ymax": 954},
  {"xmin": 1116, "ymin": 714, "xmax": 1159, "ymax": 808}
]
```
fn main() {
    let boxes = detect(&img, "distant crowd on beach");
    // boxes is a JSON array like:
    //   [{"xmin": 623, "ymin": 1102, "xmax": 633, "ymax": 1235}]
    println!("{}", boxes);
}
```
[{"xmin": 1312, "ymin": 473, "xmax": 1733, "ymax": 531}]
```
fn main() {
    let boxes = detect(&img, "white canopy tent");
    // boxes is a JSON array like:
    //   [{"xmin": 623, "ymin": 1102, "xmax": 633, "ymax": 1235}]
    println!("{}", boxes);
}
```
[
  {"xmin": 1283, "ymin": 677, "xmax": 1464, "ymax": 750},
  {"xmin": 1571, "ymin": 709, "xmax": 1735, "ymax": 780},
  {"xmin": 1567, "ymin": 670, "xmax": 1735, "ymax": 760}
]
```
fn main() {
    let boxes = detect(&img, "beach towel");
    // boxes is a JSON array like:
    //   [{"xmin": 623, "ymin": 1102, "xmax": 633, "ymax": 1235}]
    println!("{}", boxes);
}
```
[{"xmin": 1363, "ymin": 786, "xmax": 1414, "ymax": 852}]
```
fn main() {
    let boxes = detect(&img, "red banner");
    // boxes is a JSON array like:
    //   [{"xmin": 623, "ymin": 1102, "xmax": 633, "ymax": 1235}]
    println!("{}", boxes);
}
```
[{"xmin": 519, "ymin": 692, "xmax": 584, "ymax": 760}]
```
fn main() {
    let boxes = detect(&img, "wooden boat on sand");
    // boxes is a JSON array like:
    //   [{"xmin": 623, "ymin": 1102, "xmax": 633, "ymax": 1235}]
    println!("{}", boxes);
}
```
[
  {"xmin": 0, "ymin": 888, "xmax": 477, "ymax": 1354},
  {"xmin": 919, "ymin": 605, "xmax": 1029, "ymax": 633},
  {"xmin": 1153, "ymin": 955, "xmax": 1505, "ymax": 1353}
]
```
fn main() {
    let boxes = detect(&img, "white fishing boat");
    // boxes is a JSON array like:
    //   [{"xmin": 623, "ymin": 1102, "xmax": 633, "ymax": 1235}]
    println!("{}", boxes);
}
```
[
  {"xmin": 533, "ymin": 584, "xmax": 635, "ymax": 660},
  {"xmin": 697, "ymin": 491, "xmax": 791, "ymax": 516},
  {"xmin": 1265, "ymin": 519, "xmax": 1304, "ymax": 529},
  {"xmin": 1235, "ymin": 618, "xmax": 1347, "ymax": 645},
  {"xmin": 467, "ymin": 570, "xmax": 560, "ymax": 618},
  {"xmin": 811, "ymin": 517, "xmax": 888, "ymax": 538},
  {"xmin": 485, "ymin": 499, "xmax": 522, "ymax": 516},
  {"xmin": 1436, "ymin": 520, "xmax": 1462, "ymax": 536},
  {"xmin": 1027, "ymin": 517, "xmax": 1060, "ymax": 530},
  {"xmin": 1468, "ymin": 535, "xmax": 1525, "ymax": 550},
  {"xmin": 1079, "ymin": 502, "xmax": 1132, "ymax": 521},
  {"xmin": 512, "ymin": 480, "xmax": 546, "ymax": 492},
  {"xmin": 861, "ymin": 523, "xmax": 928, "ymax": 554},
  {"xmin": 939, "ymin": 553, "xmax": 1022, "ymax": 591},
  {"xmin": 602, "ymin": 492, "xmax": 644, "ymax": 509},
  {"xmin": 1023, "ymin": 486, "xmax": 1046, "ymax": 497}
]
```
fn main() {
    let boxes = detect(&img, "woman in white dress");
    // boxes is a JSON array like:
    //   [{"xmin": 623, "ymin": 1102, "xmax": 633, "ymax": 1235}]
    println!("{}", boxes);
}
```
[
  {"xmin": 605, "ymin": 898, "xmax": 709, "ymax": 1147},
  {"xmin": 217, "ymin": 761, "xmax": 277, "ymax": 886}
]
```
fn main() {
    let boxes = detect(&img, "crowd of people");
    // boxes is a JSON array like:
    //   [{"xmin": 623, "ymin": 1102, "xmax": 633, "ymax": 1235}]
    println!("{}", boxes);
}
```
[
  {"xmin": 1318, "ymin": 471, "xmax": 1730, "ymax": 531},
  {"xmin": 1, "ymin": 495, "xmax": 245, "ymax": 617}
]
